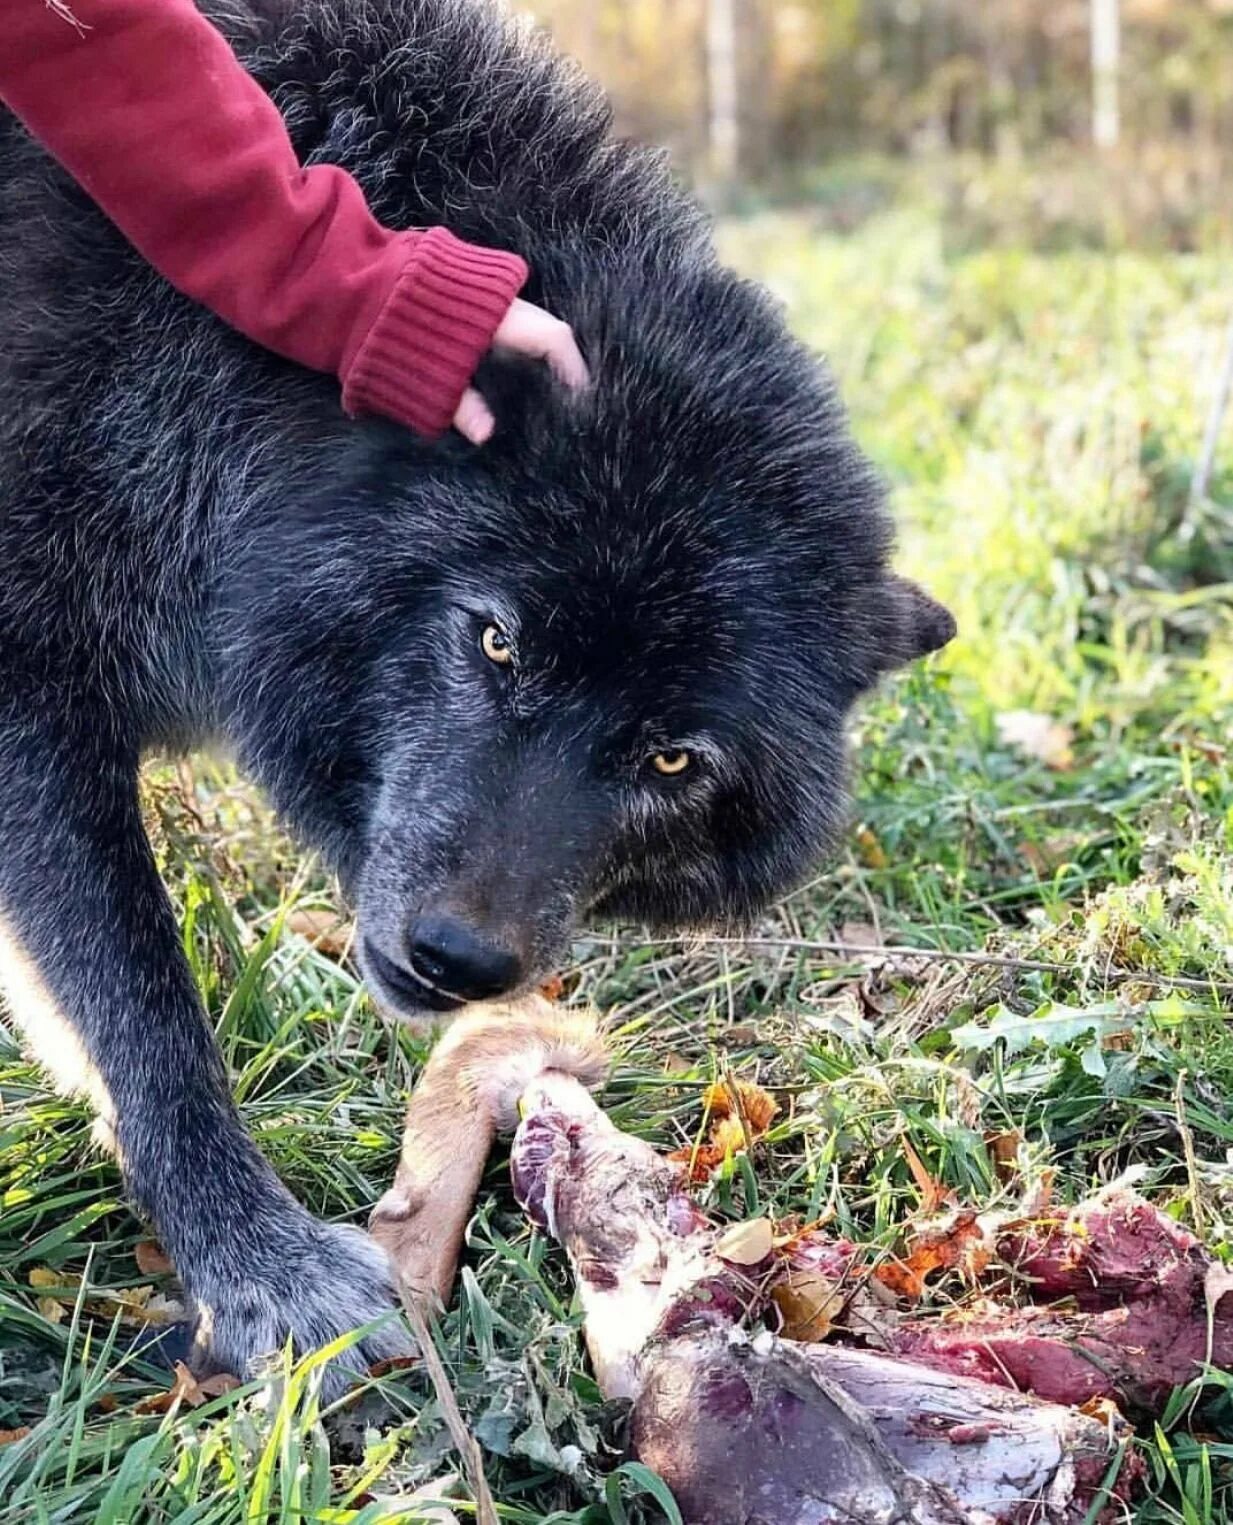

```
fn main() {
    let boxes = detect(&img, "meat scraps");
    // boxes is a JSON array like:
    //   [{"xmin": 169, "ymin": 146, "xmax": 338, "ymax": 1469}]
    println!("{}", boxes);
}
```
[
  {"xmin": 509, "ymin": 1070, "xmax": 1179, "ymax": 1524},
  {"xmin": 377, "ymin": 1000, "xmax": 1231, "ymax": 1525}
]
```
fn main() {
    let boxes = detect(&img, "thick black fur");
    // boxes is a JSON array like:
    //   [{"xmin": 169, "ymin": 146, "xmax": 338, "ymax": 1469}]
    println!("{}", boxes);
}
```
[{"xmin": 0, "ymin": 0, "xmax": 953, "ymax": 1385}]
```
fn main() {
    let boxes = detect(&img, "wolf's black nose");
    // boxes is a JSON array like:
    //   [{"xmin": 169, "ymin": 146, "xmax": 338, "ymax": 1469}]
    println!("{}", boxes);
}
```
[{"xmin": 407, "ymin": 915, "xmax": 521, "ymax": 1001}]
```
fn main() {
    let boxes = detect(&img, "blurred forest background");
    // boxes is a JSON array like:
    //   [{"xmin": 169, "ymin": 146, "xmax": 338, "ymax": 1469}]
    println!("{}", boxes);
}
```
[{"xmin": 529, "ymin": 0, "xmax": 1233, "ymax": 249}]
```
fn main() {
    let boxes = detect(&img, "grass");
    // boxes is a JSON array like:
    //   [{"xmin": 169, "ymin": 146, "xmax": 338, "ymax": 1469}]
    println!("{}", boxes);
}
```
[{"xmin": 2, "ymin": 168, "xmax": 1232, "ymax": 1523}]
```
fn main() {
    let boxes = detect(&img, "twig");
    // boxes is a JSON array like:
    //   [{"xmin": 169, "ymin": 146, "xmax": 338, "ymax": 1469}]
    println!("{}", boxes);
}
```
[
  {"xmin": 398, "ymin": 1286, "xmax": 498, "ymax": 1525},
  {"xmin": 1173, "ymin": 1069, "xmax": 1206, "ymax": 1240},
  {"xmin": 613, "ymin": 935, "xmax": 1233, "ymax": 998}
]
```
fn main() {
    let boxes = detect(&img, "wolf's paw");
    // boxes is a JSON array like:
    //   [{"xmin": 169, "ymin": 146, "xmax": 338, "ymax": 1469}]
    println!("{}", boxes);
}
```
[{"xmin": 188, "ymin": 1215, "xmax": 412, "ymax": 1399}]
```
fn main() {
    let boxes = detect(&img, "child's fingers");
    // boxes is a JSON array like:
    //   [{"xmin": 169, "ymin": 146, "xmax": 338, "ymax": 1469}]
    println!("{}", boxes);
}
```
[
  {"xmin": 453, "ymin": 387, "xmax": 495, "ymax": 444},
  {"xmin": 457, "ymin": 299, "xmax": 587, "ymax": 443},
  {"xmin": 492, "ymin": 298, "xmax": 590, "ymax": 390}
]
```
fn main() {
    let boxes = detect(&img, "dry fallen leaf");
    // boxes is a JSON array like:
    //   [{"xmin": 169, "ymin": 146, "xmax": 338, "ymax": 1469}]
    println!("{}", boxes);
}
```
[
  {"xmin": 1079, "ymin": 1395, "xmax": 1125, "ymax": 1427},
  {"xmin": 853, "ymin": 825, "xmax": 888, "ymax": 870},
  {"xmin": 899, "ymin": 1135, "xmax": 954, "ymax": 1215},
  {"xmin": 29, "ymin": 1264, "xmax": 76, "ymax": 1324},
  {"xmin": 984, "ymin": 1129, "xmax": 1024, "ymax": 1184},
  {"xmin": 772, "ymin": 1270, "xmax": 846, "ymax": 1342},
  {"xmin": 668, "ymin": 1078, "xmax": 779, "ymax": 1182},
  {"xmin": 995, "ymin": 710, "xmax": 1075, "ymax": 771},
  {"xmin": 715, "ymin": 1217, "xmax": 774, "ymax": 1267},
  {"xmin": 0, "ymin": 1428, "xmax": 31, "ymax": 1446},
  {"xmin": 669, "ymin": 1116, "xmax": 747, "ymax": 1183},
  {"xmin": 285, "ymin": 908, "xmax": 354, "ymax": 959},
  {"xmin": 109, "ymin": 1285, "xmax": 163, "ymax": 1322},
  {"xmin": 135, "ymin": 1240, "xmax": 174, "ymax": 1276},
  {"xmin": 28, "ymin": 1264, "xmax": 174, "ymax": 1327},
  {"xmin": 1020, "ymin": 835, "xmax": 1084, "ymax": 876},
  {"xmin": 875, "ymin": 1210, "xmax": 991, "ymax": 1302},
  {"xmin": 135, "ymin": 1361, "xmax": 241, "ymax": 1415},
  {"xmin": 702, "ymin": 1079, "xmax": 779, "ymax": 1136},
  {"xmin": 367, "ymin": 1353, "xmax": 420, "ymax": 1379}
]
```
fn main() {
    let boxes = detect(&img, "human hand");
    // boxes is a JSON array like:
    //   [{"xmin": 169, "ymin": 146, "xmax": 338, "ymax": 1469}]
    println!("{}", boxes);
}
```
[{"xmin": 453, "ymin": 297, "xmax": 590, "ymax": 444}]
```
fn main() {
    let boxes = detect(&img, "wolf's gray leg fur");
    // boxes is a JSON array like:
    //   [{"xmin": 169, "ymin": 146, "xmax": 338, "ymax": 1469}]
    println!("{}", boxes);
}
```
[{"xmin": 0, "ymin": 714, "xmax": 409, "ymax": 1392}]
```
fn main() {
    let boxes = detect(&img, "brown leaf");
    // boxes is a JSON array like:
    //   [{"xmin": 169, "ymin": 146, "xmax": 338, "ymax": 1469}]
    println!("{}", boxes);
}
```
[
  {"xmin": 853, "ymin": 825, "xmax": 888, "ymax": 870},
  {"xmin": 715, "ymin": 1217, "xmax": 774, "ymax": 1267},
  {"xmin": 984, "ymin": 1129, "xmax": 1023, "ymax": 1184},
  {"xmin": 133, "ymin": 1291, "xmax": 184, "ymax": 1326},
  {"xmin": 1020, "ymin": 835, "xmax": 1084, "ymax": 876},
  {"xmin": 858, "ymin": 977, "xmax": 900, "ymax": 1021},
  {"xmin": 285, "ymin": 907, "xmax": 354, "ymax": 958},
  {"xmin": 134, "ymin": 1362, "xmax": 202, "ymax": 1414},
  {"xmin": 197, "ymin": 1372, "xmax": 243, "ymax": 1398},
  {"xmin": 1167, "ymin": 734, "xmax": 1226, "ymax": 765},
  {"xmin": 0, "ymin": 1428, "xmax": 31, "ymax": 1446},
  {"xmin": 772, "ymin": 1271, "xmax": 845, "ymax": 1342},
  {"xmin": 368, "ymin": 1354, "xmax": 420, "ymax": 1378},
  {"xmin": 995, "ymin": 710, "xmax": 1075, "ymax": 771},
  {"xmin": 873, "ymin": 1255, "xmax": 927, "ymax": 1302},
  {"xmin": 28, "ymin": 1264, "xmax": 174, "ymax": 1328},
  {"xmin": 111, "ymin": 1285, "xmax": 155, "ymax": 1319},
  {"xmin": 668, "ymin": 1116, "xmax": 746, "ymax": 1182},
  {"xmin": 1079, "ymin": 1395, "xmax": 1125, "ymax": 1426},
  {"xmin": 28, "ymin": 1265, "xmax": 73, "ymax": 1290},
  {"xmin": 134, "ymin": 1361, "xmax": 241, "ymax": 1414},
  {"xmin": 30, "ymin": 1265, "xmax": 76, "ymax": 1324},
  {"xmin": 701, "ymin": 1079, "xmax": 779, "ymax": 1136},
  {"xmin": 899, "ymin": 1135, "xmax": 954, "ymax": 1214},
  {"xmin": 668, "ymin": 1078, "xmax": 778, "ymax": 1182},
  {"xmin": 874, "ymin": 1210, "xmax": 990, "ymax": 1303},
  {"xmin": 135, "ymin": 1240, "xmax": 174, "ymax": 1276}
]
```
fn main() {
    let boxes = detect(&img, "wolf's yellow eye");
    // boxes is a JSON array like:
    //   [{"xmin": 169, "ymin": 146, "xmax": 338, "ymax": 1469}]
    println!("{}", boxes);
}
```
[
  {"xmin": 481, "ymin": 624, "xmax": 513, "ymax": 666},
  {"xmin": 651, "ymin": 749, "xmax": 691, "ymax": 777}
]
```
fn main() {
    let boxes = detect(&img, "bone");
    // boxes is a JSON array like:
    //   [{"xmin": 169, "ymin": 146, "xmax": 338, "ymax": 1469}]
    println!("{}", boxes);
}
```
[{"xmin": 369, "ymin": 995, "xmax": 606, "ymax": 1308}]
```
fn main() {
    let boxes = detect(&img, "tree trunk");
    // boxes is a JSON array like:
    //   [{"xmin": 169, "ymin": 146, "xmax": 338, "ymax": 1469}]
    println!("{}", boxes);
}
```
[
  {"xmin": 706, "ymin": 0, "xmax": 740, "ymax": 188},
  {"xmin": 1091, "ymin": 0, "xmax": 1120, "ymax": 148}
]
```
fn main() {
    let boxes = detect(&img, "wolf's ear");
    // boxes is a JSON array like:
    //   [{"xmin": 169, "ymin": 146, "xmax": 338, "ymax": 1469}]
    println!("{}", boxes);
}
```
[{"xmin": 868, "ymin": 575, "xmax": 956, "ymax": 675}]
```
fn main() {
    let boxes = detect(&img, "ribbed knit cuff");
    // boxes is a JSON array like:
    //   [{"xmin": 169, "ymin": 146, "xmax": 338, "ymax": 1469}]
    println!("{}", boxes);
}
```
[{"xmin": 341, "ymin": 225, "xmax": 529, "ymax": 439}]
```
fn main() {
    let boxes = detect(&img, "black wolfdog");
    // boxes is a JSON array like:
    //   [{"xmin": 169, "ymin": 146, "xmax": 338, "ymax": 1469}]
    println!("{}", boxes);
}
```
[{"xmin": 0, "ymin": 0, "xmax": 952, "ymax": 1381}]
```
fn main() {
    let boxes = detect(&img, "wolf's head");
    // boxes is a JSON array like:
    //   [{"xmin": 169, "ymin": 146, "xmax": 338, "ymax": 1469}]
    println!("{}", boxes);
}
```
[{"xmin": 224, "ymin": 263, "xmax": 952, "ymax": 1018}]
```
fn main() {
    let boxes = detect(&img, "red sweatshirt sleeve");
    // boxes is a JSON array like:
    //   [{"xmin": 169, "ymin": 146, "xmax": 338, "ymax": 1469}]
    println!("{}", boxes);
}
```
[{"xmin": 0, "ymin": 0, "xmax": 528, "ymax": 437}]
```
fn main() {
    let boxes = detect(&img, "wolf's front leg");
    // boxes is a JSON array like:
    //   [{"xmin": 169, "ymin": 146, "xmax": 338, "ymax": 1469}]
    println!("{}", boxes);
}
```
[{"xmin": 0, "ymin": 716, "xmax": 409, "ymax": 1392}]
